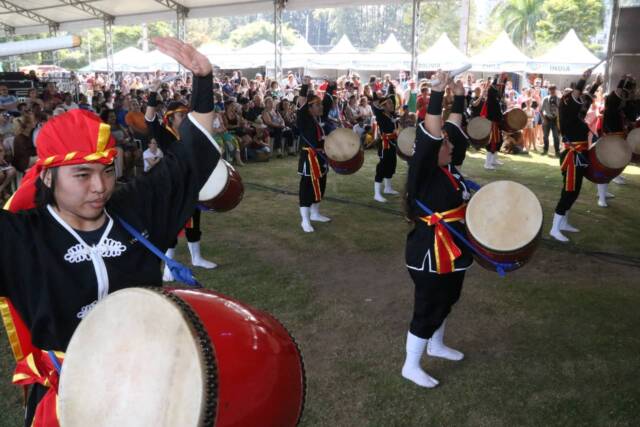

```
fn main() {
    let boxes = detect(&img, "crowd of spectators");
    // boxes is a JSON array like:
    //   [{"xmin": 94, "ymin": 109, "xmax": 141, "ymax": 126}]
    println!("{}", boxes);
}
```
[{"xmin": 1, "ymin": 67, "xmax": 586, "ymax": 204}]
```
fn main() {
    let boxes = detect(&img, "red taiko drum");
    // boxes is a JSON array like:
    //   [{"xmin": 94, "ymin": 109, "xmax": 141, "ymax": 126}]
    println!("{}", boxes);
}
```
[
  {"xmin": 324, "ymin": 128, "xmax": 364, "ymax": 175},
  {"xmin": 58, "ymin": 287, "xmax": 305, "ymax": 427},
  {"xmin": 466, "ymin": 116, "xmax": 492, "ymax": 148},
  {"xmin": 501, "ymin": 108, "xmax": 528, "ymax": 133},
  {"xmin": 627, "ymin": 127, "xmax": 640, "ymax": 163},
  {"xmin": 585, "ymin": 134, "xmax": 632, "ymax": 183},
  {"xmin": 199, "ymin": 159, "xmax": 244, "ymax": 212},
  {"xmin": 397, "ymin": 127, "xmax": 416, "ymax": 161},
  {"xmin": 465, "ymin": 180, "xmax": 543, "ymax": 272}
]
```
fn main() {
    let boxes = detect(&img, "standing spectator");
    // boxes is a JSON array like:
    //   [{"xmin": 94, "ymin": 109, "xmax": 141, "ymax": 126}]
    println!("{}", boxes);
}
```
[
  {"xmin": 416, "ymin": 85, "xmax": 430, "ymax": 122},
  {"xmin": 61, "ymin": 93, "xmax": 79, "ymax": 112},
  {"xmin": 143, "ymin": 138, "xmax": 163, "ymax": 172},
  {"xmin": 541, "ymin": 85, "xmax": 560, "ymax": 155},
  {"xmin": 0, "ymin": 144, "xmax": 16, "ymax": 203},
  {"xmin": 403, "ymin": 80, "xmax": 418, "ymax": 114}
]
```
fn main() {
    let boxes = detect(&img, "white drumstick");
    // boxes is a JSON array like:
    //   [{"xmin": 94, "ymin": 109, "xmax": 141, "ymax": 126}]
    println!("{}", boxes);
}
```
[{"xmin": 428, "ymin": 64, "xmax": 472, "ymax": 87}]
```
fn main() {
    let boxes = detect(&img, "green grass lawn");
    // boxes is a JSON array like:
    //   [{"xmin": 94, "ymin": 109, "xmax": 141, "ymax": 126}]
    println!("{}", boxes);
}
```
[{"xmin": 1, "ymin": 149, "xmax": 639, "ymax": 426}]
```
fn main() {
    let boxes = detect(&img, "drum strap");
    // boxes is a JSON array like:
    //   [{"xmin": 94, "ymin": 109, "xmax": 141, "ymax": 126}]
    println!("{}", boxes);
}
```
[
  {"xmin": 117, "ymin": 217, "xmax": 200, "ymax": 287},
  {"xmin": 303, "ymin": 148, "xmax": 323, "ymax": 202},
  {"xmin": 419, "ymin": 204, "xmax": 466, "ymax": 274},
  {"xmin": 12, "ymin": 349, "xmax": 65, "ymax": 427},
  {"xmin": 414, "ymin": 199, "xmax": 517, "ymax": 276},
  {"xmin": 560, "ymin": 142, "xmax": 588, "ymax": 192},
  {"xmin": 381, "ymin": 132, "xmax": 396, "ymax": 150}
]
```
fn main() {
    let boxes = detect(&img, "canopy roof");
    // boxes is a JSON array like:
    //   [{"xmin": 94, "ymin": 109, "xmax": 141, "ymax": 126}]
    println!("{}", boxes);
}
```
[
  {"xmin": 80, "ymin": 46, "xmax": 152, "ymax": 72},
  {"xmin": 2, "ymin": 0, "xmax": 398, "ymax": 36},
  {"xmin": 418, "ymin": 33, "xmax": 469, "ymax": 70},
  {"xmin": 374, "ymin": 34, "xmax": 407, "ymax": 54},
  {"xmin": 529, "ymin": 29, "xmax": 601, "ymax": 75},
  {"xmin": 470, "ymin": 31, "xmax": 531, "ymax": 72}
]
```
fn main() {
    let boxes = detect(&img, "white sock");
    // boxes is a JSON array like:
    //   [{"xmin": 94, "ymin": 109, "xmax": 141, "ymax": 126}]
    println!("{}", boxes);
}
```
[
  {"xmin": 310, "ymin": 203, "xmax": 331, "ymax": 222},
  {"xmin": 549, "ymin": 213, "xmax": 569, "ymax": 242},
  {"xmin": 401, "ymin": 332, "xmax": 439, "ymax": 388},
  {"xmin": 162, "ymin": 248, "xmax": 176, "ymax": 282},
  {"xmin": 383, "ymin": 178, "xmax": 399, "ymax": 195},
  {"xmin": 427, "ymin": 320, "xmax": 464, "ymax": 361},
  {"xmin": 374, "ymin": 182, "xmax": 387, "ymax": 202},
  {"xmin": 188, "ymin": 241, "xmax": 217, "ymax": 269},
  {"xmin": 300, "ymin": 207, "xmax": 314, "ymax": 232}
]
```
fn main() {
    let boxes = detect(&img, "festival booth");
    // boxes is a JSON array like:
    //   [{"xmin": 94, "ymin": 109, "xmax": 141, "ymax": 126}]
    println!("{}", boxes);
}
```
[
  {"xmin": 351, "ymin": 33, "xmax": 411, "ymax": 71},
  {"xmin": 527, "ymin": 29, "xmax": 603, "ymax": 89},
  {"xmin": 306, "ymin": 34, "xmax": 360, "ymax": 76},
  {"xmin": 418, "ymin": 33, "xmax": 470, "ymax": 72},
  {"xmin": 470, "ymin": 31, "xmax": 531, "ymax": 74}
]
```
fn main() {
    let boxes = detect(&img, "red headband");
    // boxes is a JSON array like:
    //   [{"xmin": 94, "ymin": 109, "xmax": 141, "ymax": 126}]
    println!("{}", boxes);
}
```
[{"xmin": 4, "ymin": 109, "xmax": 117, "ymax": 213}]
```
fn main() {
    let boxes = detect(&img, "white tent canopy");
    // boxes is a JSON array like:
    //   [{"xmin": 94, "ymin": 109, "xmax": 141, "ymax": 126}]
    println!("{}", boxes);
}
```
[
  {"xmin": 280, "ymin": 37, "xmax": 318, "ymax": 68},
  {"xmin": 309, "ymin": 35, "xmax": 361, "ymax": 69},
  {"xmin": 470, "ymin": 31, "xmax": 531, "ymax": 72},
  {"xmin": 355, "ymin": 33, "xmax": 411, "ymax": 70},
  {"xmin": 528, "ymin": 29, "xmax": 601, "ymax": 75},
  {"xmin": 80, "ymin": 46, "xmax": 151, "ymax": 72},
  {"xmin": 145, "ymin": 49, "xmax": 179, "ymax": 72},
  {"xmin": 418, "ymin": 33, "xmax": 470, "ymax": 70}
]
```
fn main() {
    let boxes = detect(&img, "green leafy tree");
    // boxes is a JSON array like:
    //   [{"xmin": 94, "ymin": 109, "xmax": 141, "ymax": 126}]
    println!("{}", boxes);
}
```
[
  {"xmin": 491, "ymin": 0, "xmax": 545, "ymax": 52},
  {"xmin": 536, "ymin": 0, "xmax": 603, "ymax": 46},
  {"xmin": 228, "ymin": 20, "xmax": 297, "ymax": 48}
]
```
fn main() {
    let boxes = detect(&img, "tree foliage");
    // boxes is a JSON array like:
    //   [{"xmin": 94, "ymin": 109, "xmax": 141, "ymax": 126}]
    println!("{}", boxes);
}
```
[
  {"xmin": 491, "ymin": 0, "xmax": 545, "ymax": 52},
  {"xmin": 536, "ymin": 0, "xmax": 604, "ymax": 46},
  {"xmin": 227, "ymin": 20, "xmax": 298, "ymax": 48}
]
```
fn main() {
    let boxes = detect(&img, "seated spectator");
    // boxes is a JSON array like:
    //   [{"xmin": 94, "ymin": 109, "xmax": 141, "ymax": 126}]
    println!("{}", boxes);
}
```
[
  {"xmin": 61, "ymin": 93, "xmax": 79, "ymax": 111},
  {"xmin": 143, "ymin": 138, "xmax": 163, "ymax": 172},
  {"xmin": 279, "ymin": 98, "xmax": 297, "ymax": 156},
  {"xmin": 261, "ymin": 97, "xmax": 287, "ymax": 157},
  {"xmin": 0, "ymin": 86, "xmax": 18, "ymax": 113},
  {"xmin": 223, "ymin": 102, "xmax": 250, "ymax": 166},
  {"xmin": 11, "ymin": 115, "xmax": 36, "ymax": 174},
  {"xmin": 343, "ymin": 95, "xmax": 361, "ymax": 127}
]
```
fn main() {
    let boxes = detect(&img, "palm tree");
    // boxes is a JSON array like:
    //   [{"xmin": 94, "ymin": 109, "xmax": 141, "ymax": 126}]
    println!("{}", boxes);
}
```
[{"xmin": 491, "ymin": 0, "xmax": 545, "ymax": 52}]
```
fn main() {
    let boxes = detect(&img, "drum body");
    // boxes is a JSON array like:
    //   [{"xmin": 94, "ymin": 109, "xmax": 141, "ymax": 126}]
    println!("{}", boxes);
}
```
[
  {"xmin": 199, "ymin": 159, "xmax": 244, "ymax": 212},
  {"xmin": 397, "ymin": 127, "xmax": 416, "ymax": 161},
  {"xmin": 124, "ymin": 111, "xmax": 148, "ymax": 135},
  {"xmin": 501, "ymin": 108, "xmax": 527, "ymax": 133},
  {"xmin": 467, "ymin": 116, "xmax": 491, "ymax": 147},
  {"xmin": 58, "ymin": 287, "xmax": 305, "ymax": 427},
  {"xmin": 585, "ymin": 135, "xmax": 632, "ymax": 183},
  {"xmin": 465, "ymin": 181, "xmax": 543, "ymax": 272},
  {"xmin": 627, "ymin": 127, "xmax": 640, "ymax": 163},
  {"xmin": 324, "ymin": 127, "xmax": 364, "ymax": 174}
]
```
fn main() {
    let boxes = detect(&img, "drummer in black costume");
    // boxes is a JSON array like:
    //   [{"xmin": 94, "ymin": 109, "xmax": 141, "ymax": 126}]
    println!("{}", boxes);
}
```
[
  {"xmin": 549, "ymin": 69, "xmax": 602, "ymax": 242},
  {"xmin": 483, "ymin": 74, "xmax": 507, "ymax": 170},
  {"xmin": 403, "ymin": 72, "xmax": 473, "ymax": 388},
  {"xmin": 596, "ymin": 75, "xmax": 636, "ymax": 207},
  {"xmin": 145, "ymin": 78, "xmax": 218, "ymax": 279},
  {"xmin": 443, "ymin": 86, "xmax": 471, "ymax": 172},
  {"xmin": 372, "ymin": 86, "xmax": 400, "ymax": 202},
  {"xmin": 297, "ymin": 95, "xmax": 331, "ymax": 233}
]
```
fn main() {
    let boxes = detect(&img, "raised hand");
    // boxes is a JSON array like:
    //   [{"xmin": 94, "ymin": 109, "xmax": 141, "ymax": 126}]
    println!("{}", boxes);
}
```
[
  {"xmin": 431, "ymin": 70, "xmax": 449, "ymax": 92},
  {"xmin": 582, "ymin": 68, "xmax": 593, "ymax": 80},
  {"xmin": 453, "ymin": 79, "xmax": 465, "ymax": 96},
  {"xmin": 594, "ymin": 74, "xmax": 604, "ymax": 86},
  {"xmin": 151, "ymin": 37, "xmax": 212, "ymax": 77}
]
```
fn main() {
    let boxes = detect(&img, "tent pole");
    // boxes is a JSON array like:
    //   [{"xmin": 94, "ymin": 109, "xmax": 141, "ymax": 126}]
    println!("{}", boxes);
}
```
[
  {"xmin": 410, "ymin": 0, "xmax": 421, "ymax": 81},
  {"xmin": 459, "ymin": 0, "xmax": 470, "ymax": 55},
  {"xmin": 176, "ymin": 6, "xmax": 188, "ymax": 75},
  {"xmin": 604, "ymin": 0, "xmax": 619, "ymax": 92},
  {"xmin": 103, "ymin": 17, "xmax": 115, "ymax": 84},
  {"xmin": 274, "ymin": 0, "xmax": 284, "ymax": 82}
]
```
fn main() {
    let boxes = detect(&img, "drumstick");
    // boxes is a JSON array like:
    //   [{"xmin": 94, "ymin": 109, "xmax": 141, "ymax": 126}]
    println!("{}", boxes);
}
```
[{"xmin": 428, "ymin": 64, "xmax": 472, "ymax": 87}]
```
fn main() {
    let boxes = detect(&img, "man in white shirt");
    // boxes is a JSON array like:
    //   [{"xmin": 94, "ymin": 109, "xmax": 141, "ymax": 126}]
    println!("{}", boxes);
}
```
[
  {"xmin": 143, "ymin": 138, "xmax": 164, "ymax": 172},
  {"xmin": 0, "ymin": 86, "xmax": 18, "ymax": 112}
]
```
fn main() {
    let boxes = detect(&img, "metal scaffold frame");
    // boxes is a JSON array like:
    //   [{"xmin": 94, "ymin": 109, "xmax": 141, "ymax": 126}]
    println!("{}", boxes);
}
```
[
  {"xmin": 274, "ymin": 0, "xmax": 285, "ymax": 81},
  {"xmin": 103, "ymin": 17, "xmax": 114, "ymax": 81},
  {"xmin": 410, "ymin": 0, "xmax": 421, "ymax": 81}
]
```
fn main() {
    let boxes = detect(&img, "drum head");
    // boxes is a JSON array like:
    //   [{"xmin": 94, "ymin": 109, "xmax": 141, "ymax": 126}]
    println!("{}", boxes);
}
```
[
  {"xmin": 627, "ymin": 128, "xmax": 640, "ymax": 155},
  {"xmin": 506, "ymin": 108, "xmax": 527, "ymax": 131},
  {"xmin": 595, "ymin": 135, "xmax": 632, "ymax": 168},
  {"xmin": 466, "ymin": 181, "xmax": 543, "ymax": 252},
  {"xmin": 59, "ymin": 288, "xmax": 210, "ymax": 427},
  {"xmin": 398, "ymin": 127, "xmax": 416, "ymax": 157},
  {"xmin": 324, "ymin": 128, "xmax": 360, "ymax": 161},
  {"xmin": 467, "ymin": 117, "xmax": 492, "ymax": 141},
  {"xmin": 199, "ymin": 159, "xmax": 230, "ymax": 201}
]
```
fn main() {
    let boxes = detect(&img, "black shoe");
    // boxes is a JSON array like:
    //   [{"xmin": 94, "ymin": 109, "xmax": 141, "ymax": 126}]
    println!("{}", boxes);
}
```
[{"xmin": 542, "ymin": 150, "xmax": 548, "ymax": 155}]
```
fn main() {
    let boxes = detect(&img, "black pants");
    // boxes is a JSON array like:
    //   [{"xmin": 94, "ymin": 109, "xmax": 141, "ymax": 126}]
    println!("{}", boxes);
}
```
[
  {"xmin": 555, "ymin": 167, "xmax": 585, "ymax": 215},
  {"xmin": 170, "ymin": 208, "xmax": 202, "ymax": 247},
  {"xmin": 269, "ymin": 127, "xmax": 283, "ymax": 151},
  {"xmin": 299, "ymin": 174, "xmax": 327, "ymax": 207},
  {"xmin": 408, "ymin": 269, "xmax": 465, "ymax": 339},
  {"xmin": 375, "ymin": 146, "xmax": 397, "ymax": 182},
  {"xmin": 543, "ymin": 118, "xmax": 559, "ymax": 153}
]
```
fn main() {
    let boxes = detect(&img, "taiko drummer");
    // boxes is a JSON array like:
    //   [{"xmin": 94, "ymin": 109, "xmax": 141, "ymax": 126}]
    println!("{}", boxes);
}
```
[{"xmin": 0, "ymin": 37, "xmax": 220, "ymax": 426}]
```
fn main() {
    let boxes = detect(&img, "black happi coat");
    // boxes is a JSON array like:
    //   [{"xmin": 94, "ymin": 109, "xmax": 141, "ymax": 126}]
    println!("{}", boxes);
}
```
[{"xmin": 405, "ymin": 122, "xmax": 473, "ymax": 273}]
